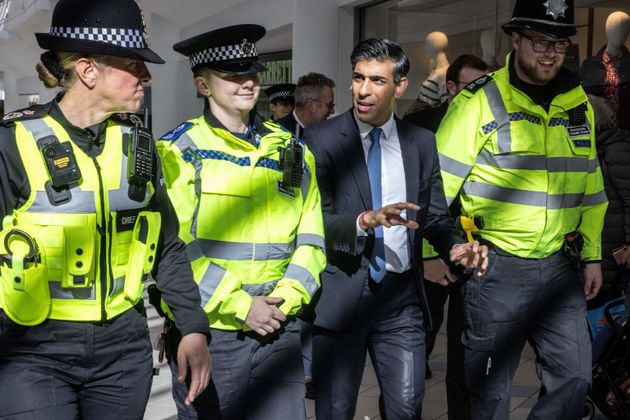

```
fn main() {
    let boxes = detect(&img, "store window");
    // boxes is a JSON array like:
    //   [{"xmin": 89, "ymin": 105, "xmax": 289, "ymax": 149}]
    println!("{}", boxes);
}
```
[
  {"xmin": 358, "ymin": 0, "xmax": 630, "ymax": 128},
  {"xmin": 257, "ymin": 50, "xmax": 292, "ymax": 119}
]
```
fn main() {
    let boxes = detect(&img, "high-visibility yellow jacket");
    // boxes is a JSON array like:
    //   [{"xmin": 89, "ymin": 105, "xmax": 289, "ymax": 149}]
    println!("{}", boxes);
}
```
[
  {"xmin": 0, "ymin": 114, "xmax": 159, "ymax": 325},
  {"xmin": 436, "ymin": 55, "xmax": 608, "ymax": 261},
  {"xmin": 157, "ymin": 112, "xmax": 326, "ymax": 331}
]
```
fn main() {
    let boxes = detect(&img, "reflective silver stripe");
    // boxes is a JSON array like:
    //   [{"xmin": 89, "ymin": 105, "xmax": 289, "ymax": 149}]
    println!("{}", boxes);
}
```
[
  {"xmin": 482, "ymin": 82, "xmax": 512, "ymax": 153},
  {"xmin": 476, "ymin": 150, "xmax": 546, "ymax": 170},
  {"xmin": 30, "ymin": 190, "xmax": 97, "ymax": 213},
  {"xmin": 49, "ymin": 281, "xmax": 97, "ymax": 300},
  {"xmin": 242, "ymin": 279, "xmax": 279, "ymax": 296},
  {"xmin": 476, "ymin": 150, "xmax": 593, "ymax": 173},
  {"xmin": 20, "ymin": 118, "xmax": 56, "ymax": 140},
  {"xmin": 547, "ymin": 193, "xmax": 584, "ymax": 209},
  {"xmin": 463, "ymin": 181, "xmax": 586, "ymax": 209},
  {"xmin": 439, "ymin": 153, "xmax": 473, "ymax": 178},
  {"xmin": 186, "ymin": 238, "xmax": 294, "ymax": 261},
  {"xmin": 300, "ymin": 169, "xmax": 310, "ymax": 201},
  {"xmin": 588, "ymin": 158, "xmax": 600, "ymax": 174},
  {"xmin": 284, "ymin": 264, "xmax": 318, "ymax": 297},
  {"xmin": 582, "ymin": 190, "xmax": 608, "ymax": 206},
  {"xmin": 176, "ymin": 132, "xmax": 205, "ymax": 238},
  {"xmin": 296, "ymin": 233, "xmax": 325, "ymax": 249},
  {"xmin": 110, "ymin": 276, "xmax": 125, "ymax": 297},
  {"xmin": 198, "ymin": 263, "xmax": 227, "ymax": 307}
]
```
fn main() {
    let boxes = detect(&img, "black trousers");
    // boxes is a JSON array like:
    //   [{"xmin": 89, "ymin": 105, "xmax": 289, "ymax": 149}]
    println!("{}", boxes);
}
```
[
  {"xmin": 0, "ymin": 307, "xmax": 153, "ymax": 420},
  {"xmin": 424, "ymin": 279, "xmax": 470, "ymax": 420},
  {"xmin": 313, "ymin": 271, "xmax": 425, "ymax": 420}
]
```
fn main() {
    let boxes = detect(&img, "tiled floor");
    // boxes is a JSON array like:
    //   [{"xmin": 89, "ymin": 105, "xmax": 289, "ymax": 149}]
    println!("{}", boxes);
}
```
[{"xmin": 144, "ymin": 300, "xmax": 608, "ymax": 419}]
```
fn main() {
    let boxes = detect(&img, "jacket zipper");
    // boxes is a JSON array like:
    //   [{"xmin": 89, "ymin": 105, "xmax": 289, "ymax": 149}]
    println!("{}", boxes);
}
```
[{"xmin": 93, "ymin": 157, "xmax": 109, "ymax": 323}]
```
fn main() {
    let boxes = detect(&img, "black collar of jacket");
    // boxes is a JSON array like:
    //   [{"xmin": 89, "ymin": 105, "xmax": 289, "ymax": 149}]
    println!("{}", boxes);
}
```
[
  {"xmin": 508, "ymin": 52, "xmax": 581, "ymax": 106},
  {"xmin": 203, "ymin": 106, "xmax": 272, "ymax": 136}
]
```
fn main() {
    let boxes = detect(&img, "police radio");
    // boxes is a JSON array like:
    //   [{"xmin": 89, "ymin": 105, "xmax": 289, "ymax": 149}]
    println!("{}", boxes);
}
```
[
  {"xmin": 277, "ymin": 137, "xmax": 304, "ymax": 190},
  {"xmin": 127, "ymin": 112, "xmax": 153, "ymax": 202}
]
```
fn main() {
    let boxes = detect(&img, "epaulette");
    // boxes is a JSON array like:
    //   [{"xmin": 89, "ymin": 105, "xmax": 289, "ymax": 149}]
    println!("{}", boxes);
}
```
[
  {"xmin": 1, "ymin": 105, "xmax": 48, "ymax": 126},
  {"xmin": 159, "ymin": 122, "xmax": 194, "ymax": 141},
  {"xmin": 463, "ymin": 74, "xmax": 494, "ymax": 94},
  {"xmin": 110, "ymin": 112, "xmax": 145, "ymax": 127}
]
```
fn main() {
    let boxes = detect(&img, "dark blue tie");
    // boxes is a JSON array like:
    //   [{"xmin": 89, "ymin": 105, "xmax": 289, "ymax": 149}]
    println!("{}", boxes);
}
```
[{"xmin": 367, "ymin": 127, "xmax": 386, "ymax": 282}]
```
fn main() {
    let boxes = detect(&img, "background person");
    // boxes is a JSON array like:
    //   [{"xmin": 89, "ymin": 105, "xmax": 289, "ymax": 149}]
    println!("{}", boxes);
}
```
[
  {"xmin": 0, "ymin": 0, "xmax": 211, "ymax": 418},
  {"xmin": 265, "ymin": 82, "xmax": 296, "ymax": 120}
]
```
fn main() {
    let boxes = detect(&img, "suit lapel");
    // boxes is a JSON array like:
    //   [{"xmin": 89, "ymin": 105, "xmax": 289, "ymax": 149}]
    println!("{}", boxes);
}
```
[
  {"xmin": 396, "ymin": 118, "xmax": 420, "ymax": 241},
  {"xmin": 339, "ymin": 111, "xmax": 372, "ymax": 209}
]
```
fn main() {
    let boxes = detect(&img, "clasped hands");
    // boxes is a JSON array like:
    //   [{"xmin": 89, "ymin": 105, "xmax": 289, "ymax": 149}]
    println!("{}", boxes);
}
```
[{"xmin": 360, "ymin": 202, "xmax": 489, "ymax": 277}]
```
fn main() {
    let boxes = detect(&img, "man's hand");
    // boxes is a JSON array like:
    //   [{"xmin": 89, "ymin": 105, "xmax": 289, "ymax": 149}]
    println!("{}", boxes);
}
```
[
  {"xmin": 360, "ymin": 202, "xmax": 421, "ymax": 230},
  {"xmin": 583, "ymin": 262, "xmax": 603, "ymax": 300},
  {"xmin": 244, "ymin": 296, "xmax": 286, "ymax": 336},
  {"xmin": 177, "ymin": 332, "xmax": 211, "ymax": 406},
  {"xmin": 423, "ymin": 258, "xmax": 454, "ymax": 286},
  {"xmin": 622, "ymin": 246, "xmax": 630, "ymax": 269},
  {"xmin": 450, "ymin": 241, "xmax": 489, "ymax": 277}
]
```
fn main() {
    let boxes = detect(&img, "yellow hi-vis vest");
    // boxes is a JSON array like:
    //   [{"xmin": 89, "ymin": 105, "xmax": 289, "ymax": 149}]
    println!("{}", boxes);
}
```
[
  {"xmin": 436, "ymin": 56, "xmax": 608, "ymax": 260},
  {"xmin": 0, "ymin": 114, "xmax": 160, "ymax": 324},
  {"xmin": 157, "ymin": 117, "xmax": 326, "ymax": 331}
]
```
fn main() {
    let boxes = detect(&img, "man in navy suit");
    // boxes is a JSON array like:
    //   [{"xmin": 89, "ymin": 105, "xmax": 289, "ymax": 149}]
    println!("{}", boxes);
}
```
[{"xmin": 303, "ymin": 38, "xmax": 489, "ymax": 420}]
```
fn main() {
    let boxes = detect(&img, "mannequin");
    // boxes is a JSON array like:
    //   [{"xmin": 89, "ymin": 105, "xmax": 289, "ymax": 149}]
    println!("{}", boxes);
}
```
[
  {"xmin": 580, "ymin": 11, "xmax": 630, "ymax": 129},
  {"xmin": 417, "ymin": 31, "xmax": 449, "ymax": 106},
  {"xmin": 480, "ymin": 29, "xmax": 500, "ymax": 71}
]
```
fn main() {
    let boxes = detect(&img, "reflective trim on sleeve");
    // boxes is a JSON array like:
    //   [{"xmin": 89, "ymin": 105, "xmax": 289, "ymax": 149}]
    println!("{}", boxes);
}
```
[
  {"xmin": 439, "ymin": 153, "xmax": 473, "ymax": 178},
  {"xmin": 284, "ymin": 263, "xmax": 319, "ymax": 297},
  {"xmin": 241, "ymin": 279, "xmax": 280, "ymax": 296},
  {"xmin": 296, "ymin": 233, "xmax": 325, "ymax": 249},
  {"xmin": 199, "ymin": 263, "xmax": 227, "ymax": 307},
  {"xmin": 582, "ymin": 190, "xmax": 608, "ymax": 207},
  {"xmin": 300, "ymin": 169, "xmax": 310, "ymax": 200},
  {"xmin": 482, "ymin": 82, "xmax": 512, "ymax": 153}
]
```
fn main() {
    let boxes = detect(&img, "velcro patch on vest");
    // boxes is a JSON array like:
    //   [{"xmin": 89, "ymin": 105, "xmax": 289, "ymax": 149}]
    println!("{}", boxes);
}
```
[
  {"xmin": 566, "ymin": 125, "xmax": 591, "ymax": 139},
  {"xmin": 572, "ymin": 139, "xmax": 591, "ymax": 148},
  {"xmin": 116, "ymin": 209, "xmax": 141, "ymax": 232},
  {"xmin": 160, "ymin": 122, "xmax": 193, "ymax": 141},
  {"xmin": 464, "ymin": 75, "xmax": 493, "ymax": 94}
]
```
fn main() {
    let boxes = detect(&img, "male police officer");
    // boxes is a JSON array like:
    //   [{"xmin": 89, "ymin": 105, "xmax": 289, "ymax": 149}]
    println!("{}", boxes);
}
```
[
  {"xmin": 436, "ymin": 1, "xmax": 608, "ymax": 419},
  {"xmin": 265, "ymin": 83, "xmax": 296, "ymax": 120}
]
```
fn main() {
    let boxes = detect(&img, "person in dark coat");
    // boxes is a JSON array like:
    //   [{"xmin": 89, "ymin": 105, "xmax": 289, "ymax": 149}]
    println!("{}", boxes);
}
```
[{"xmin": 590, "ymin": 94, "xmax": 630, "ymax": 307}]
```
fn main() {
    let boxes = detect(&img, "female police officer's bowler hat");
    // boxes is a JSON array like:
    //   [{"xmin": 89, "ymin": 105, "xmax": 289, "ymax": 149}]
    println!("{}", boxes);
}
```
[
  {"xmin": 173, "ymin": 24, "xmax": 267, "ymax": 74},
  {"xmin": 35, "ymin": 0, "xmax": 165, "ymax": 64},
  {"xmin": 502, "ymin": 0, "xmax": 577, "ymax": 39}
]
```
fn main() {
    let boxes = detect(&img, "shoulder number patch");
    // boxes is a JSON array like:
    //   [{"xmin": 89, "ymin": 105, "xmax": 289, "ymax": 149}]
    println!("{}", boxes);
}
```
[
  {"xmin": 464, "ymin": 74, "xmax": 493, "ymax": 94},
  {"xmin": 160, "ymin": 122, "xmax": 194, "ymax": 141}
]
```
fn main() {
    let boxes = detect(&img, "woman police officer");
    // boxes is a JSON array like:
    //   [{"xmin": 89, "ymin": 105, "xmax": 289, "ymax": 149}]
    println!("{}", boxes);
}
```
[
  {"xmin": 156, "ymin": 25, "xmax": 326, "ymax": 419},
  {"xmin": 0, "ymin": 0, "xmax": 210, "ymax": 418}
]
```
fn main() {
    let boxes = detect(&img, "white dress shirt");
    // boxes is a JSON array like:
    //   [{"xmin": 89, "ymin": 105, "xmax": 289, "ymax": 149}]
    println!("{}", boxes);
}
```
[
  {"xmin": 293, "ymin": 111, "xmax": 305, "ymax": 138},
  {"xmin": 355, "ymin": 111, "xmax": 411, "ymax": 273}
]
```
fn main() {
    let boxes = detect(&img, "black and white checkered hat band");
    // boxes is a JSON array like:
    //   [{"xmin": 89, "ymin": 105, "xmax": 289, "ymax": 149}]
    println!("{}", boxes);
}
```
[
  {"xmin": 49, "ymin": 26, "xmax": 147, "ymax": 49},
  {"xmin": 189, "ymin": 42, "xmax": 258, "ymax": 68},
  {"xmin": 269, "ymin": 91, "xmax": 293, "ymax": 101}
]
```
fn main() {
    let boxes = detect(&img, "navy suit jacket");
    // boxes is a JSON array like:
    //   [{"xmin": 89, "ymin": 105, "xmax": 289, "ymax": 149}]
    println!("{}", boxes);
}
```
[{"xmin": 303, "ymin": 109, "xmax": 462, "ymax": 332}]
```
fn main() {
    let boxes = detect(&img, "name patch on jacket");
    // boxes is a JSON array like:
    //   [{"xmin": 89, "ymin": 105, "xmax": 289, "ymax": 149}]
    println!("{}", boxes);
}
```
[
  {"xmin": 571, "ymin": 139, "xmax": 591, "ymax": 148},
  {"xmin": 566, "ymin": 124, "xmax": 591, "ymax": 139},
  {"xmin": 116, "ymin": 209, "xmax": 141, "ymax": 232},
  {"xmin": 160, "ymin": 122, "xmax": 193, "ymax": 141}
]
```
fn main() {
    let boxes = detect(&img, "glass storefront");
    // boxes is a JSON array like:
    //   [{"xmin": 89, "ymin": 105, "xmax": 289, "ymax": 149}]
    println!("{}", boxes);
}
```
[{"xmin": 357, "ymin": 0, "xmax": 630, "ymax": 125}]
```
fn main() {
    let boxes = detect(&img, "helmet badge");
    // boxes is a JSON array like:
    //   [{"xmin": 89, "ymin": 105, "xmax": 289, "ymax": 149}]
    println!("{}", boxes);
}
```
[{"xmin": 543, "ymin": 0, "xmax": 568, "ymax": 21}]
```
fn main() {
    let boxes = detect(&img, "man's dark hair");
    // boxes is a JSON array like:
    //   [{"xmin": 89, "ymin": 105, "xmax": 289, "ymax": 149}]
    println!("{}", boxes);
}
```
[
  {"xmin": 294, "ymin": 72, "xmax": 336, "ymax": 107},
  {"xmin": 445, "ymin": 54, "xmax": 488, "ymax": 84},
  {"xmin": 350, "ymin": 38, "xmax": 410, "ymax": 83}
]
